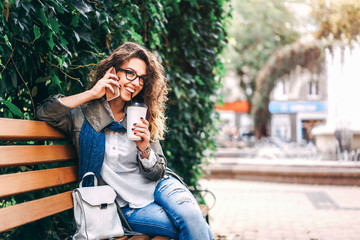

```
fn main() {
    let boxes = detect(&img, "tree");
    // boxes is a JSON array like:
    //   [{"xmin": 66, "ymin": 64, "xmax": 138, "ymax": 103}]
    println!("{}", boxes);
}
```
[
  {"xmin": 223, "ymin": 0, "xmax": 301, "ymax": 114},
  {"xmin": 251, "ymin": 0, "xmax": 360, "ymax": 139},
  {"xmin": 251, "ymin": 39, "xmax": 327, "ymax": 139},
  {"xmin": 312, "ymin": 0, "xmax": 360, "ymax": 43}
]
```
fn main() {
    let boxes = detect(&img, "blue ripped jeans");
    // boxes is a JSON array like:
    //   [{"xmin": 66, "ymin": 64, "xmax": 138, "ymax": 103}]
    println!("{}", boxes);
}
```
[{"xmin": 121, "ymin": 176, "xmax": 214, "ymax": 240}]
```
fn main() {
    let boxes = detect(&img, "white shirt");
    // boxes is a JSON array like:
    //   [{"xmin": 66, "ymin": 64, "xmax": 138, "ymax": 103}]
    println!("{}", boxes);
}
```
[{"xmin": 100, "ymin": 102, "xmax": 159, "ymax": 208}]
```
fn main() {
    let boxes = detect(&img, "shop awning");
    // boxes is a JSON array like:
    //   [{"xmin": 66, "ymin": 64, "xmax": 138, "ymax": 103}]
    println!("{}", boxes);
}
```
[{"xmin": 216, "ymin": 100, "xmax": 249, "ymax": 113}]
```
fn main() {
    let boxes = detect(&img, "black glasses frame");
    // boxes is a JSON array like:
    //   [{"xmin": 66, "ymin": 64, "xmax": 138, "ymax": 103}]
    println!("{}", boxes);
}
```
[{"xmin": 118, "ymin": 67, "xmax": 148, "ymax": 86}]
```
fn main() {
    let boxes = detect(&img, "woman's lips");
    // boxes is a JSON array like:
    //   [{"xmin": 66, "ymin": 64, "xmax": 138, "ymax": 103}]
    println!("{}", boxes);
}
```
[
  {"xmin": 125, "ymin": 87, "xmax": 135, "ymax": 93},
  {"xmin": 123, "ymin": 87, "xmax": 136, "ymax": 99}
]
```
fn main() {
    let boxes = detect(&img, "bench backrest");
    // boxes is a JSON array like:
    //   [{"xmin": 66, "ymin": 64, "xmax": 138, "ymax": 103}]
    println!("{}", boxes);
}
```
[{"xmin": 0, "ymin": 118, "xmax": 78, "ymax": 232}]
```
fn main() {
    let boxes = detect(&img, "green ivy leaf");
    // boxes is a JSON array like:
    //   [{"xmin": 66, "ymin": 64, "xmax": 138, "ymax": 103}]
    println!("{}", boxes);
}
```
[
  {"xmin": 3, "ymin": 34, "xmax": 12, "ymax": 49},
  {"xmin": 38, "ymin": 7, "xmax": 47, "ymax": 25},
  {"xmin": 0, "ymin": 100, "xmax": 24, "ymax": 117},
  {"xmin": 31, "ymin": 86, "xmax": 38, "ymax": 97},
  {"xmin": 173, "ymin": 86, "xmax": 183, "ymax": 99},
  {"xmin": 33, "ymin": 25, "xmax": 41, "ymax": 41},
  {"xmin": 59, "ymin": 35, "xmax": 68, "ymax": 47},
  {"xmin": 47, "ymin": 33, "xmax": 55, "ymax": 50},
  {"xmin": 48, "ymin": 18, "xmax": 60, "ymax": 33},
  {"xmin": 130, "ymin": 27, "xmax": 143, "ymax": 43},
  {"xmin": 73, "ymin": 30, "xmax": 80, "ymax": 42},
  {"xmin": 70, "ymin": 14, "xmax": 80, "ymax": 27},
  {"xmin": 72, "ymin": 0, "xmax": 93, "ymax": 17},
  {"xmin": 194, "ymin": 76, "xmax": 204, "ymax": 86},
  {"xmin": 52, "ymin": 74, "xmax": 62, "ymax": 89},
  {"xmin": 10, "ymin": 70, "xmax": 17, "ymax": 88}
]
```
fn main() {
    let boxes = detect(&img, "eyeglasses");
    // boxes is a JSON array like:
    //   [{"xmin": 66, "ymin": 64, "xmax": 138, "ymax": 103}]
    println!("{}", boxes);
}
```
[{"xmin": 118, "ymin": 67, "xmax": 148, "ymax": 86}]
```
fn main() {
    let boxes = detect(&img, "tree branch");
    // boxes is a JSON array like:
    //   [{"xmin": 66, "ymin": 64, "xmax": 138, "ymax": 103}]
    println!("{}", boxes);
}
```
[
  {"xmin": 0, "ymin": 47, "xmax": 15, "ymax": 74},
  {"xmin": 11, "ymin": 57, "xmax": 36, "ymax": 119}
]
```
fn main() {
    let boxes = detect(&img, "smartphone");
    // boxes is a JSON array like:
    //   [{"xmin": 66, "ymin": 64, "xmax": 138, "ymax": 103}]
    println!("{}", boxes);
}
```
[{"xmin": 106, "ymin": 67, "xmax": 121, "ymax": 101}]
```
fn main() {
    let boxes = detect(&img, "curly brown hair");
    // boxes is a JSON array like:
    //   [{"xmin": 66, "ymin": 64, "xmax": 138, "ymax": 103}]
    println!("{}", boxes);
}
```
[{"xmin": 88, "ymin": 42, "xmax": 169, "ymax": 140}]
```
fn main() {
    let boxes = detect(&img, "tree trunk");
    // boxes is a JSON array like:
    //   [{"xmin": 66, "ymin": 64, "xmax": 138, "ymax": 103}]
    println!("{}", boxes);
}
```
[{"xmin": 254, "ymin": 103, "xmax": 270, "ymax": 140}]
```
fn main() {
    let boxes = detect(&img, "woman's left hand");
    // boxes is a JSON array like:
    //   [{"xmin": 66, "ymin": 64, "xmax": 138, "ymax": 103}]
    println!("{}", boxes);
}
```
[{"xmin": 133, "ymin": 117, "xmax": 151, "ymax": 157}]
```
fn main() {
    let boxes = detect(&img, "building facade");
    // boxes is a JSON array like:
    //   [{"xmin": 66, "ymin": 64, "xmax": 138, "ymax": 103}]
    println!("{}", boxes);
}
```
[{"xmin": 269, "ymin": 66, "xmax": 327, "ymax": 143}]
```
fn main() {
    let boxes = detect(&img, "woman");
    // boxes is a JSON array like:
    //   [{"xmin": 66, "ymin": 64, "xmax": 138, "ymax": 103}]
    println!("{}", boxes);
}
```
[{"xmin": 36, "ymin": 42, "xmax": 214, "ymax": 240}]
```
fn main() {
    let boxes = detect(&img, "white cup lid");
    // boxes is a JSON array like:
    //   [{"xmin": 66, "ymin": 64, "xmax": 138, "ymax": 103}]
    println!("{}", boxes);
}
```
[{"xmin": 128, "ymin": 102, "xmax": 147, "ymax": 108}]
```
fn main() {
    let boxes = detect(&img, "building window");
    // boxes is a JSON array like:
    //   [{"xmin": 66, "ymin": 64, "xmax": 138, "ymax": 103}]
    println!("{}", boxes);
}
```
[
  {"xmin": 308, "ymin": 81, "xmax": 319, "ymax": 97},
  {"xmin": 273, "ymin": 79, "xmax": 288, "ymax": 100},
  {"xmin": 281, "ymin": 80, "xmax": 287, "ymax": 95}
]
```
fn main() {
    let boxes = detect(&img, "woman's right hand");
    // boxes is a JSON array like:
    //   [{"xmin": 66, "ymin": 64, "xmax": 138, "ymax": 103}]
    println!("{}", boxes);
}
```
[
  {"xmin": 88, "ymin": 67, "xmax": 121, "ymax": 99},
  {"xmin": 60, "ymin": 67, "xmax": 121, "ymax": 109}
]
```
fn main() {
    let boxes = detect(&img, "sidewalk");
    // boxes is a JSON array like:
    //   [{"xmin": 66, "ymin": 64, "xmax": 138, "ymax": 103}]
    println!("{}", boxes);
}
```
[{"xmin": 200, "ymin": 178, "xmax": 360, "ymax": 240}]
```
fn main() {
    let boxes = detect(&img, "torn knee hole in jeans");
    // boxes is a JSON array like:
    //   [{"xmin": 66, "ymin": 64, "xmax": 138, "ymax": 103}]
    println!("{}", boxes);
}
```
[
  {"xmin": 126, "ymin": 208, "xmax": 136, "ymax": 217},
  {"xmin": 167, "ymin": 188, "xmax": 186, "ymax": 197},
  {"xmin": 177, "ymin": 197, "xmax": 194, "ymax": 205},
  {"xmin": 159, "ymin": 182, "xmax": 175, "ymax": 192}
]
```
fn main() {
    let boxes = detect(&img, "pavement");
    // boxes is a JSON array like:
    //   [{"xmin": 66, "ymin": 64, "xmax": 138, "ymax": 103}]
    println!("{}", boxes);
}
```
[
  {"xmin": 199, "ymin": 178, "xmax": 360, "ymax": 240},
  {"xmin": 199, "ymin": 147, "xmax": 360, "ymax": 240}
]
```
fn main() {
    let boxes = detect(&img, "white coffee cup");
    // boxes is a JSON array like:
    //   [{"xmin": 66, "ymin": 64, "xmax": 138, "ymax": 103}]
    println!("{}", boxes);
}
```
[{"xmin": 126, "ymin": 103, "xmax": 148, "ymax": 141}]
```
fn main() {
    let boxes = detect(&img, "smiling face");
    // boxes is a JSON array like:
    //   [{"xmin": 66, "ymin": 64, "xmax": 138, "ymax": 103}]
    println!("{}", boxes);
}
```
[{"xmin": 116, "ymin": 57, "xmax": 147, "ymax": 102}]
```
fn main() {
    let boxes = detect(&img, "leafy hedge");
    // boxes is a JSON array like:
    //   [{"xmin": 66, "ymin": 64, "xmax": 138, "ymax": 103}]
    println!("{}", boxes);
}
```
[
  {"xmin": 1, "ymin": 0, "xmax": 229, "ymax": 184},
  {"xmin": 1, "ymin": 0, "xmax": 228, "ymax": 238}
]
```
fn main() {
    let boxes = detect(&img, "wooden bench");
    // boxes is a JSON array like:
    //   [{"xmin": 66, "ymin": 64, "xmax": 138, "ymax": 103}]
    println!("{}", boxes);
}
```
[{"xmin": 0, "ymin": 118, "xmax": 208, "ymax": 239}]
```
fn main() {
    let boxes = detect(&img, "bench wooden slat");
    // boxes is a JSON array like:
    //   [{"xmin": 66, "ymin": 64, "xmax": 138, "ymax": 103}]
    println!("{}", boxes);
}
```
[
  {"xmin": 116, "ymin": 236, "xmax": 170, "ymax": 240},
  {"xmin": 151, "ymin": 236, "xmax": 171, "ymax": 240},
  {"xmin": 0, "ymin": 166, "xmax": 78, "ymax": 198},
  {"xmin": 0, "ymin": 191, "xmax": 73, "ymax": 232},
  {"xmin": 199, "ymin": 204, "xmax": 209, "ymax": 217},
  {"xmin": 127, "ymin": 235, "xmax": 152, "ymax": 240},
  {"xmin": 0, "ymin": 118, "xmax": 65, "ymax": 140},
  {"xmin": 0, "ymin": 145, "xmax": 76, "ymax": 167}
]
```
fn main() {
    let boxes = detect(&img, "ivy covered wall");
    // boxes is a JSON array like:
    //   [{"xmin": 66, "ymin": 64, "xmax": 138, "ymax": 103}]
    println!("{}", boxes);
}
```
[
  {"xmin": 0, "ymin": 0, "xmax": 229, "ymax": 238},
  {"xmin": 1, "ymin": 0, "xmax": 228, "ymax": 184}
]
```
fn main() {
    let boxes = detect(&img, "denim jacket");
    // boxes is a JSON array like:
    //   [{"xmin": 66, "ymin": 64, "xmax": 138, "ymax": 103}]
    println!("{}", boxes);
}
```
[{"xmin": 36, "ymin": 94, "xmax": 166, "ymax": 181}]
